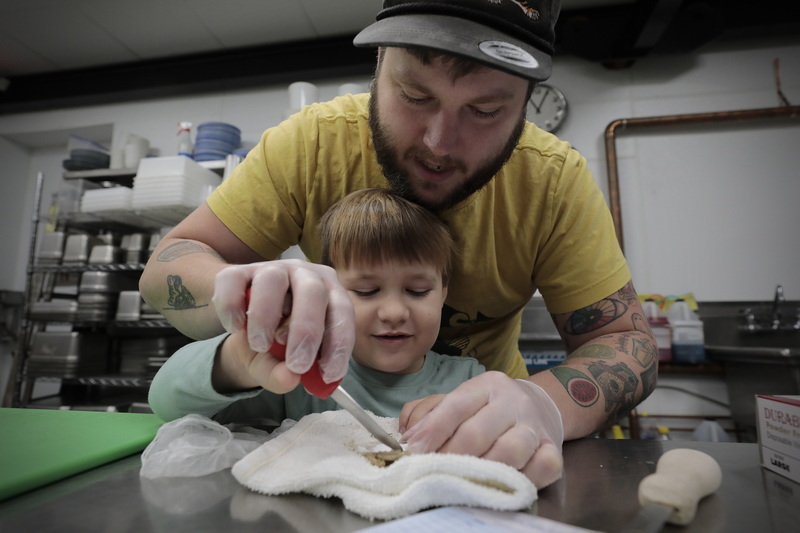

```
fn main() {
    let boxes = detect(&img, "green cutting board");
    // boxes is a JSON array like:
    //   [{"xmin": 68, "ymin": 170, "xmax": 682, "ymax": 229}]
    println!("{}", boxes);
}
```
[{"xmin": 0, "ymin": 408, "xmax": 163, "ymax": 502}]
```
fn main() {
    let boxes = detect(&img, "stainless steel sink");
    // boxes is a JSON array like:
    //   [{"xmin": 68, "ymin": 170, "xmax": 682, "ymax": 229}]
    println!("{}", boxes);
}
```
[
  {"xmin": 706, "ymin": 344, "xmax": 800, "ymax": 442},
  {"xmin": 706, "ymin": 344, "xmax": 800, "ymax": 364}
]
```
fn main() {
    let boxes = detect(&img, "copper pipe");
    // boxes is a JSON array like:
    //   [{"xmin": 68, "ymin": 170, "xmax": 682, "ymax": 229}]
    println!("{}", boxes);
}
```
[{"xmin": 604, "ymin": 105, "xmax": 800, "ymax": 253}]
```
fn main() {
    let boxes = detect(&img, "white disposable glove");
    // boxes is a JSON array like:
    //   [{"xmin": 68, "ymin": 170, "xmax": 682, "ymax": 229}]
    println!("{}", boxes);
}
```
[
  {"xmin": 212, "ymin": 260, "xmax": 354, "ymax": 383},
  {"xmin": 400, "ymin": 371, "xmax": 564, "ymax": 487}
]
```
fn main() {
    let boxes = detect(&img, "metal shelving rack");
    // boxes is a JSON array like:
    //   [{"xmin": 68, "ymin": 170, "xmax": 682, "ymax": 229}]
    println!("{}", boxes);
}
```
[
  {"xmin": 6, "ymin": 159, "xmax": 230, "ymax": 409},
  {"xmin": 5, "ymin": 171, "xmax": 185, "ymax": 410}
]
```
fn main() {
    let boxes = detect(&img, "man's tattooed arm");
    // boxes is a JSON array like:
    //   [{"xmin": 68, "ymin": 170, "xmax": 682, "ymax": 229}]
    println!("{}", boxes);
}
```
[
  {"xmin": 153, "ymin": 241, "xmax": 225, "ymax": 311},
  {"xmin": 547, "ymin": 281, "xmax": 658, "ymax": 432},
  {"xmin": 140, "ymin": 203, "xmax": 264, "ymax": 340}
]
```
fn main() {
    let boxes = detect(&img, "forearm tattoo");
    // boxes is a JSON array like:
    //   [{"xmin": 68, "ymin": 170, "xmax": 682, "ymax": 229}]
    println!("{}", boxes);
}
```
[
  {"xmin": 550, "ymin": 282, "xmax": 658, "ymax": 428},
  {"xmin": 156, "ymin": 240, "xmax": 221, "ymax": 311},
  {"xmin": 550, "ymin": 366, "xmax": 599, "ymax": 407},
  {"xmin": 551, "ymin": 357, "xmax": 641, "ymax": 429},
  {"xmin": 163, "ymin": 275, "xmax": 208, "ymax": 311},
  {"xmin": 586, "ymin": 360, "xmax": 638, "ymax": 425},
  {"xmin": 157, "ymin": 240, "xmax": 222, "ymax": 262}
]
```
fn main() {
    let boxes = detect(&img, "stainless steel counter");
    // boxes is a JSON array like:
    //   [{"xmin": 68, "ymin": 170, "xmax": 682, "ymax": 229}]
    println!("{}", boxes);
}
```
[{"xmin": 1, "ymin": 439, "xmax": 797, "ymax": 532}]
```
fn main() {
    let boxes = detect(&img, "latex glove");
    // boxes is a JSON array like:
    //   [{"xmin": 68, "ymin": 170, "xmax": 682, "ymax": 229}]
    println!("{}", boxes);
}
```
[
  {"xmin": 212, "ymin": 259, "xmax": 354, "ymax": 383},
  {"xmin": 400, "ymin": 371, "xmax": 564, "ymax": 487}
]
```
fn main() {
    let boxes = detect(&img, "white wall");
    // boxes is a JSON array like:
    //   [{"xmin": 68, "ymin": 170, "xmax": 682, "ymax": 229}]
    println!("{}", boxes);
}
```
[{"xmin": 547, "ymin": 39, "xmax": 800, "ymax": 302}]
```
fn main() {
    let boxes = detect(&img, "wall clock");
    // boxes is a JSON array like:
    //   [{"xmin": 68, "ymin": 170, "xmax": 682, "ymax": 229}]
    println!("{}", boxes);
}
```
[{"xmin": 527, "ymin": 83, "xmax": 568, "ymax": 133}]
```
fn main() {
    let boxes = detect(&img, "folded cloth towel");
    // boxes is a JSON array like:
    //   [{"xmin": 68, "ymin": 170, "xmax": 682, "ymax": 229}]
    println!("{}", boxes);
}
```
[{"xmin": 231, "ymin": 410, "xmax": 537, "ymax": 521}]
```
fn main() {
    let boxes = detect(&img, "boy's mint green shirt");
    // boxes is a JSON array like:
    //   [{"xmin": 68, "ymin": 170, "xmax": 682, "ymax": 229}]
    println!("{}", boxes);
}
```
[{"xmin": 149, "ymin": 333, "xmax": 485, "ymax": 425}]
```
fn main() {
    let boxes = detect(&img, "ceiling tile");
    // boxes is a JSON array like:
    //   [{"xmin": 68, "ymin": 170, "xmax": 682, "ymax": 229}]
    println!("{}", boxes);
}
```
[
  {"xmin": 0, "ymin": 0, "xmax": 790, "ymax": 83},
  {"xmin": 0, "ymin": 31, "xmax": 60, "ymax": 76},
  {"xmin": 76, "ymin": 0, "xmax": 222, "ymax": 59},
  {"xmin": 0, "ymin": 6, "xmax": 138, "ymax": 70},
  {"xmin": 297, "ymin": 0, "xmax": 382, "ymax": 36},
  {"xmin": 186, "ymin": 0, "xmax": 317, "ymax": 49},
  {"xmin": 0, "ymin": 0, "xmax": 65, "ymax": 12}
]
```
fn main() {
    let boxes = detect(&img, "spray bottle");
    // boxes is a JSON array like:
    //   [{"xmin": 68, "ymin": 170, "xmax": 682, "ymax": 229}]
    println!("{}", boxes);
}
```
[{"xmin": 177, "ymin": 121, "xmax": 193, "ymax": 159}]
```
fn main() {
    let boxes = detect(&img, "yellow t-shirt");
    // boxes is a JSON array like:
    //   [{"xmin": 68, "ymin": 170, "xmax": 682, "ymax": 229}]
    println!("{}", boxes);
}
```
[{"xmin": 207, "ymin": 93, "xmax": 630, "ymax": 378}]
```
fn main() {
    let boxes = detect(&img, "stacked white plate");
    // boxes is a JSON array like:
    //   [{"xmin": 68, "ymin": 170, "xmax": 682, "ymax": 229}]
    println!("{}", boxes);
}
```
[
  {"xmin": 80, "ymin": 187, "xmax": 133, "ymax": 212},
  {"xmin": 132, "ymin": 156, "xmax": 222, "ymax": 225},
  {"xmin": 133, "ymin": 175, "xmax": 214, "ymax": 208},
  {"xmin": 79, "ymin": 187, "xmax": 160, "ymax": 228}
]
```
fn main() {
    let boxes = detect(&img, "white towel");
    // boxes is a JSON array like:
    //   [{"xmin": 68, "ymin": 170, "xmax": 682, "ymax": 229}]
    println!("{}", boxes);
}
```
[{"xmin": 231, "ymin": 410, "xmax": 537, "ymax": 521}]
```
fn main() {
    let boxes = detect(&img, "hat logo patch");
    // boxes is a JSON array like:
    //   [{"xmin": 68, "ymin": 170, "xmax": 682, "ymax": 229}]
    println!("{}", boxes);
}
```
[
  {"xmin": 478, "ymin": 40, "xmax": 539, "ymax": 69},
  {"xmin": 488, "ymin": 0, "xmax": 540, "ymax": 20}
]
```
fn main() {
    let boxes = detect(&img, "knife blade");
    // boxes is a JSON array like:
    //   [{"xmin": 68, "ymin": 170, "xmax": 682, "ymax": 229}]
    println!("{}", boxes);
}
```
[
  {"xmin": 621, "ymin": 448, "xmax": 722, "ymax": 532},
  {"xmin": 621, "ymin": 502, "xmax": 674, "ymax": 533},
  {"xmin": 245, "ymin": 289, "xmax": 403, "ymax": 450},
  {"xmin": 268, "ymin": 337, "xmax": 403, "ymax": 451},
  {"xmin": 329, "ymin": 386, "xmax": 403, "ymax": 450}
]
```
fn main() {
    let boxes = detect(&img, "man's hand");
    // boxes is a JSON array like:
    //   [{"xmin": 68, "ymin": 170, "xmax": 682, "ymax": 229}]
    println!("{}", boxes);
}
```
[
  {"xmin": 212, "ymin": 259, "xmax": 355, "ymax": 384},
  {"xmin": 399, "ymin": 371, "xmax": 564, "ymax": 488}
]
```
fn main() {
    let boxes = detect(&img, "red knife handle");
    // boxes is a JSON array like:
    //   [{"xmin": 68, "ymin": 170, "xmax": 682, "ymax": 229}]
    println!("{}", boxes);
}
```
[{"xmin": 245, "ymin": 288, "xmax": 340, "ymax": 399}]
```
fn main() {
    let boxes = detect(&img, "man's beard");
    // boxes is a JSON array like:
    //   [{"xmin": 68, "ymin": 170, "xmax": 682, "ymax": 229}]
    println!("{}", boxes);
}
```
[{"xmin": 368, "ymin": 82, "xmax": 527, "ymax": 212}]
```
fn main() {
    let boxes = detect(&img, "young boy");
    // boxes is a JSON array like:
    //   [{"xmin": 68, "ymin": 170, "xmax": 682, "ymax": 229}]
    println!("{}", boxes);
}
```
[{"xmin": 148, "ymin": 188, "xmax": 485, "ymax": 425}]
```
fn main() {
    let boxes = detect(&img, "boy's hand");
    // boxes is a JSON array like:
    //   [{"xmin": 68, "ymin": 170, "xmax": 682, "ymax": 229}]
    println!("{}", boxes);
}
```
[
  {"xmin": 399, "ymin": 371, "xmax": 564, "ymax": 488},
  {"xmin": 212, "ymin": 329, "xmax": 301, "ymax": 394}
]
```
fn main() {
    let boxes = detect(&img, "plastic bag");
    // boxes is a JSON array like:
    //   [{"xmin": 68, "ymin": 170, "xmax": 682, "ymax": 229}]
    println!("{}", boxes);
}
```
[
  {"xmin": 140, "ymin": 414, "xmax": 280, "ymax": 479},
  {"xmin": 692, "ymin": 420, "xmax": 732, "ymax": 442}
]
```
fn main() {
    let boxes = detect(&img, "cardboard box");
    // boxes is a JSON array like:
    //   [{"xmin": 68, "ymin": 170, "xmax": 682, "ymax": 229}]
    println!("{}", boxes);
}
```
[
  {"xmin": 762, "ymin": 468, "xmax": 800, "ymax": 532},
  {"xmin": 756, "ymin": 395, "xmax": 800, "ymax": 484}
]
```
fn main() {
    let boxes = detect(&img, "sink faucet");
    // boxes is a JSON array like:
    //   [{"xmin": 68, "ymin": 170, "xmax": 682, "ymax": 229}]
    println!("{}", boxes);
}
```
[
  {"xmin": 741, "ymin": 308, "xmax": 758, "ymax": 332},
  {"xmin": 772, "ymin": 284, "xmax": 785, "ymax": 330}
]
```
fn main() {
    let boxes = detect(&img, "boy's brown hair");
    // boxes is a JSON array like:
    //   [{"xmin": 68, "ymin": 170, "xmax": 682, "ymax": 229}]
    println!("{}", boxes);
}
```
[{"xmin": 317, "ymin": 188, "xmax": 455, "ymax": 285}]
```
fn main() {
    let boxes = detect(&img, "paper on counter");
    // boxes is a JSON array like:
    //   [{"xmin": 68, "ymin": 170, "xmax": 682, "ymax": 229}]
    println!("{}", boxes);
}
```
[{"xmin": 360, "ymin": 507, "xmax": 600, "ymax": 533}]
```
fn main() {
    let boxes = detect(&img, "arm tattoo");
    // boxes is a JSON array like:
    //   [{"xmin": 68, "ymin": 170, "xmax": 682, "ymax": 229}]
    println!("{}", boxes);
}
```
[
  {"xmin": 564, "ymin": 298, "xmax": 628, "ymax": 335},
  {"xmin": 552, "ymin": 357, "xmax": 643, "ymax": 428},
  {"xmin": 553, "ymin": 281, "xmax": 657, "ymax": 426},
  {"xmin": 630, "ymin": 335, "xmax": 657, "ymax": 369},
  {"xmin": 162, "ymin": 275, "xmax": 209, "ymax": 311},
  {"xmin": 632, "ymin": 312, "xmax": 651, "ymax": 334},
  {"xmin": 616, "ymin": 281, "xmax": 638, "ymax": 302},
  {"xmin": 551, "ymin": 366, "xmax": 599, "ymax": 407},
  {"xmin": 640, "ymin": 361, "xmax": 658, "ymax": 399},
  {"xmin": 565, "ymin": 343, "xmax": 616, "ymax": 360},
  {"xmin": 586, "ymin": 360, "xmax": 638, "ymax": 425},
  {"xmin": 157, "ymin": 240, "xmax": 223, "ymax": 262},
  {"xmin": 609, "ymin": 330, "xmax": 656, "ymax": 369}
]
